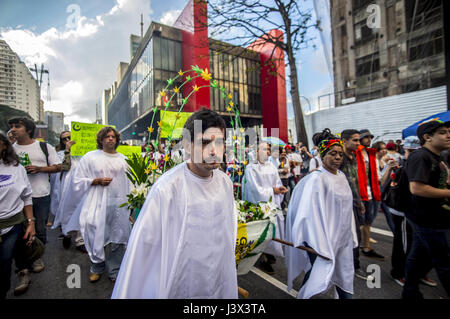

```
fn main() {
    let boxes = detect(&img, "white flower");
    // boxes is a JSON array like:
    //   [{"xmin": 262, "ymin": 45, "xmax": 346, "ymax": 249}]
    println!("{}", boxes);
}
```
[
  {"xmin": 131, "ymin": 183, "xmax": 149, "ymax": 198},
  {"xmin": 130, "ymin": 186, "xmax": 139, "ymax": 197}
]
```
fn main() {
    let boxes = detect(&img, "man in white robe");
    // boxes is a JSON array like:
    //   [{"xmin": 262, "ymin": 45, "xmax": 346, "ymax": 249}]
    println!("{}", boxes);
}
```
[
  {"xmin": 65, "ymin": 127, "xmax": 131, "ymax": 282},
  {"xmin": 112, "ymin": 109, "xmax": 237, "ymax": 299},
  {"xmin": 285, "ymin": 138, "xmax": 358, "ymax": 299},
  {"xmin": 242, "ymin": 141, "xmax": 288, "ymax": 272}
]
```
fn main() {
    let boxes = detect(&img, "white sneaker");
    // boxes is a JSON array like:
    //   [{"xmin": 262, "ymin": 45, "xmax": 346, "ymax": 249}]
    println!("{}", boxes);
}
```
[{"xmin": 32, "ymin": 258, "xmax": 45, "ymax": 273}]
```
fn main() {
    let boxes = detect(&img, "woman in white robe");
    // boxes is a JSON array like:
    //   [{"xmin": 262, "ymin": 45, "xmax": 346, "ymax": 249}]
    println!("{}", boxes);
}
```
[{"xmin": 285, "ymin": 134, "xmax": 358, "ymax": 299}]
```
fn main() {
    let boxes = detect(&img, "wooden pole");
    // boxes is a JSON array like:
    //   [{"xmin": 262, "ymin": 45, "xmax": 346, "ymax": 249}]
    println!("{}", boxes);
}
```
[
  {"xmin": 272, "ymin": 238, "xmax": 331, "ymax": 261},
  {"xmin": 238, "ymin": 286, "xmax": 249, "ymax": 298}
]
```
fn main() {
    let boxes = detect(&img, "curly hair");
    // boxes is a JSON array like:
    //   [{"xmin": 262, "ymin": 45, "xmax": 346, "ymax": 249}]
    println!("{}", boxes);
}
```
[
  {"xmin": 0, "ymin": 132, "xmax": 19, "ymax": 166},
  {"xmin": 96, "ymin": 127, "xmax": 121, "ymax": 150}
]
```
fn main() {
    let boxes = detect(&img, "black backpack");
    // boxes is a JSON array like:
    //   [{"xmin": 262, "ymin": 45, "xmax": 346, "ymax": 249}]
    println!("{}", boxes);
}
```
[{"xmin": 381, "ymin": 160, "xmax": 412, "ymax": 213}]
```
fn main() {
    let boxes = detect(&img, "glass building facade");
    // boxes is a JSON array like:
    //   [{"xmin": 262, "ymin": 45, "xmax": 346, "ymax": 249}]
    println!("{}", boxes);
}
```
[
  {"xmin": 209, "ymin": 48, "xmax": 262, "ymax": 116},
  {"xmin": 107, "ymin": 22, "xmax": 263, "ymax": 140}
]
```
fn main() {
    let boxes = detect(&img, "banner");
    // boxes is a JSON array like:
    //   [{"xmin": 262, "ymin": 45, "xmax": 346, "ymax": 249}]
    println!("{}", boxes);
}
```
[
  {"xmin": 70, "ymin": 122, "xmax": 115, "ymax": 156},
  {"xmin": 235, "ymin": 219, "xmax": 275, "ymax": 275},
  {"xmin": 159, "ymin": 111, "xmax": 192, "ymax": 139},
  {"xmin": 116, "ymin": 145, "xmax": 142, "ymax": 160}
]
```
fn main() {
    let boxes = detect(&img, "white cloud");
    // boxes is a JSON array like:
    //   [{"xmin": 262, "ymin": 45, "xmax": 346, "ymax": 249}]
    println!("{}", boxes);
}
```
[
  {"xmin": 159, "ymin": 9, "xmax": 182, "ymax": 26},
  {"xmin": 0, "ymin": 0, "xmax": 153, "ymax": 125}
]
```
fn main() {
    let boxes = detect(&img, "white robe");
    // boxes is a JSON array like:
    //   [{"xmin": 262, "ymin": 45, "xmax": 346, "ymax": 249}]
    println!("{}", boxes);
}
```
[
  {"xmin": 112, "ymin": 162, "xmax": 238, "ymax": 299},
  {"xmin": 49, "ymin": 151, "xmax": 65, "ymax": 216},
  {"xmin": 242, "ymin": 161, "xmax": 285, "ymax": 257},
  {"xmin": 285, "ymin": 166, "xmax": 358, "ymax": 299},
  {"xmin": 51, "ymin": 155, "xmax": 81, "ymax": 235},
  {"xmin": 64, "ymin": 150, "xmax": 132, "ymax": 264},
  {"xmin": 242, "ymin": 161, "xmax": 283, "ymax": 207}
]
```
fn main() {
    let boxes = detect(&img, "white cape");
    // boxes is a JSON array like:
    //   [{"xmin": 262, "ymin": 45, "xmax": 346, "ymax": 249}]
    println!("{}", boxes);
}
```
[
  {"xmin": 242, "ymin": 161, "xmax": 285, "ymax": 256},
  {"xmin": 49, "ymin": 151, "xmax": 65, "ymax": 216},
  {"xmin": 52, "ymin": 156, "xmax": 81, "ymax": 234},
  {"xmin": 64, "ymin": 150, "xmax": 132, "ymax": 263},
  {"xmin": 285, "ymin": 167, "xmax": 358, "ymax": 299},
  {"xmin": 242, "ymin": 161, "xmax": 283, "ymax": 207},
  {"xmin": 112, "ymin": 163, "xmax": 238, "ymax": 299}
]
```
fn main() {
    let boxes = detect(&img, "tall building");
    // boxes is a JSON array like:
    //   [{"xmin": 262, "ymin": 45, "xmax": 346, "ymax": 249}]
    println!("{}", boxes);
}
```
[
  {"xmin": 0, "ymin": 39, "xmax": 41, "ymax": 120},
  {"xmin": 44, "ymin": 110, "xmax": 64, "ymax": 133},
  {"xmin": 117, "ymin": 62, "xmax": 129, "ymax": 86},
  {"xmin": 105, "ymin": 0, "xmax": 288, "ymax": 141},
  {"xmin": 330, "ymin": 0, "xmax": 445, "ymax": 106},
  {"xmin": 130, "ymin": 34, "xmax": 142, "ymax": 60}
]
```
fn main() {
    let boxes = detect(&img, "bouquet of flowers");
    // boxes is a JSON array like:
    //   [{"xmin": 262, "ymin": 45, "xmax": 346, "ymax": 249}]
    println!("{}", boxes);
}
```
[
  {"xmin": 234, "ymin": 197, "xmax": 283, "ymax": 275},
  {"xmin": 121, "ymin": 152, "xmax": 176, "ymax": 214},
  {"xmin": 235, "ymin": 197, "xmax": 280, "ymax": 224}
]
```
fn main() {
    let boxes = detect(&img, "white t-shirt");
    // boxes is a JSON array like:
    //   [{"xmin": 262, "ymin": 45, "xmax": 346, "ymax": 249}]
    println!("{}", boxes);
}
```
[
  {"xmin": 0, "ymin": 161, "xmax": 33, "ymax": 235},
  {"xmin": 13, "ymin": 141, "xmax": 61, "ymax": 198},
  {"xmin": 287, "ymin": 153, "xmax": 303, "ymax": 176}
]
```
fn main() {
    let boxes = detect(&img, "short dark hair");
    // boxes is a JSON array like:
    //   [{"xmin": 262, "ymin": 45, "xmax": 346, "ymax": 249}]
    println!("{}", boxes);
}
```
[
  {"xmin": 96, "ymin": 127, "xmax": 121, "ymax": 150},
  {"xmin": 8, "ymin": 117, "xmax": 36, "ymax": 138},
  {"xmin": 341, "ymin": 129, "xmax": 360, "ymax": 140},
  {"xmin": 182, "ymin": 108, "xmax": 226, "ymax": 142},
  {"xmin": 0, "ymin": 132, "xmax": 19, "ymax": 166}
]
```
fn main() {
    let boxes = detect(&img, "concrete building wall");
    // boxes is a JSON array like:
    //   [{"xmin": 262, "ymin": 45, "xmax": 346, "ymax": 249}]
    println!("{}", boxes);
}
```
[
  {"xmin": 304, "ymin": 85, "xmax": 447, "ymax": 146},
  {"xmin": 330, "ymin": 0, "xmax": 445, "ymax": 106}
]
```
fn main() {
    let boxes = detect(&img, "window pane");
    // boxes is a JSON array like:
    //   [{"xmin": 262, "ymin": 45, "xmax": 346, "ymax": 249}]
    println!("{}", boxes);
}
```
[
  {"xmin": 176, "ymin": 41, "xmax": 182, "ymax": 71},
  {"xmin": 162, "ymin": 38, "xmax": 169, "ymax": 70},
  {"xmin": 168, "ymin": 40, "xmax": 175, "ymax": 71},
  {"xmin": 154, "ymin": 37, "xmax": 161, "ymax": 69}
]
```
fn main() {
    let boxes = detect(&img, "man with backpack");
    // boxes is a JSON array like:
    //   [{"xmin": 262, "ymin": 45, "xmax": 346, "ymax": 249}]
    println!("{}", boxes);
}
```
[
  {"xmin": 8, "ymin": 117, "xmax": 61, "ymax": 293},
  {"xmin": 402, "ymin": 120, "xmax": 450, "ymax": 299},
  {"xmin": 383, "ymin": 136, "xmax": 436, "ymax": 288}
]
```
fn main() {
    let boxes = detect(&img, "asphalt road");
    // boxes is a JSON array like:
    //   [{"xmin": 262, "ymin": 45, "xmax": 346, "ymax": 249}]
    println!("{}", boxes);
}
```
[{"xmin": 5, "ymin": 213, "xmax": 448, "ymax": 300}]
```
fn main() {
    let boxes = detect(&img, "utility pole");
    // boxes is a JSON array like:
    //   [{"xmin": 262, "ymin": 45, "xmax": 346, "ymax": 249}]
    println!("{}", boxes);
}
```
[{"xmin": 141, "ymin": 14, "xmax": 144, "ymax": 38}]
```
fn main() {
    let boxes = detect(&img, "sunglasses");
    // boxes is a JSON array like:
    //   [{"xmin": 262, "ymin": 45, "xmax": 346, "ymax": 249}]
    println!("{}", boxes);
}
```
[{"xmin": 62, "ymin": 136, "xmax": 71, "ymax": 141}]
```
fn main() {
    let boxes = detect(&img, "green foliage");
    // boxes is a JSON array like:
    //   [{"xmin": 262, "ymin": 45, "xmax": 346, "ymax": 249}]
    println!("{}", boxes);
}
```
[{"xmin": 125, "ymin": 153, "xmax": 150, "ymax": 186}]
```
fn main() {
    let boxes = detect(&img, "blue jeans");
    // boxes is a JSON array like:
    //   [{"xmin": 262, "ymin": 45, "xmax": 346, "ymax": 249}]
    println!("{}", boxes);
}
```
[
  {"xmin": 301, "ymin": 243, "xmax": 353, "ymax": 299},
  {"xmin": 90, "ymin": 243, "xmax": 126, "ymax": 280},
  {"xmin": 402, "ymin": 220, "xmax": 450, "ymax": 299},
  {"xmin": 0, "ymin": 224, "xmax": 23, "ymax": 299},
  {"xmin": 33, "ymin": 195, "xmax": 51, "ymax": 244},
  {"xmin": 362, "ymin": 200, "xmax": 381, "ymax": 225},
  {"xmin": 380, "ymin": 202, "xmax": 395, "ymax": 233}
]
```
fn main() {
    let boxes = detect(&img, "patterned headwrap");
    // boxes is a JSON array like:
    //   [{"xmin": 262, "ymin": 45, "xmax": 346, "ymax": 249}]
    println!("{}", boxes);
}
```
[{"xmin": 318, "ymin": 138, "xmax": 345, "ymax": 157}]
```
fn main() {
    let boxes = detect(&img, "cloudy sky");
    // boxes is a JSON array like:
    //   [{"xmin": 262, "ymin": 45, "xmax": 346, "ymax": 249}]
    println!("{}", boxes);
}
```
[{"xmin": 0, "ymin": 0, "xmax": 332, "ymax": 125}]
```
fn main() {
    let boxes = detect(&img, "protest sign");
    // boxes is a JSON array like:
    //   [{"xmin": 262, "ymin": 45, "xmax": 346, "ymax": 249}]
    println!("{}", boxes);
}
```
[
  {"xmin": 117, "ymin": 145, "xmax": 142, "ymax": 159},
  {"xmin": 70, "ymin": 122, "xmax": 115, "ymax": 156},
  {"xmin": 159, "ymin": 111, "xmax": 192, "ymax": 139}
]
